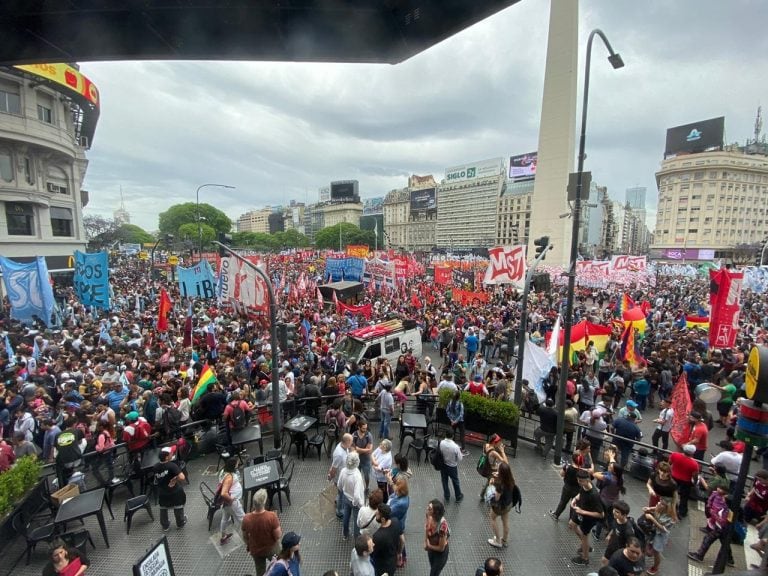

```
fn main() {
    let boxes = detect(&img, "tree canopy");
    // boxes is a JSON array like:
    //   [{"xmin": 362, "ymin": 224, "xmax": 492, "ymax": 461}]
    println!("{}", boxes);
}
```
[
  {"xmin": 83, "ymin": 215, "xmax": 153, "ymax": 249},
  {"xmin": 315, "ymin": 222, "xmax": 375, "ymax": 250},
  {"xmin": 231, "ymin": 229, "xmax": 311, "ymax": 252},
  {"xmin": 115, "ymin": 223, "xmax": 154, "ymax": 244},
  {"xmin": 158, "ymin": 203, "xmax": 231, "ymax": 239}
]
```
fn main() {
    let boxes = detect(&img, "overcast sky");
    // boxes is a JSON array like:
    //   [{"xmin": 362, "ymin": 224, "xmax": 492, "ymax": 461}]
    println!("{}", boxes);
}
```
[{"xmin": 79, "ymin": 0, "xmax": 768, "ymax": 234}]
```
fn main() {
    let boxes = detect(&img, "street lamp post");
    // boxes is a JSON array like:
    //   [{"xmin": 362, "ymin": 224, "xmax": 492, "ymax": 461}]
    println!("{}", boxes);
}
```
[
  {"xmin": 196, "ymin": 183, "xmax": 235, "ymax": 255},
  {"xmin": 760, "ymin": 237, "xmax": 768, "ymax": 266},
  {"xmin": 553, "ymin": 29, "xmax": 623, "ymax": 467}
]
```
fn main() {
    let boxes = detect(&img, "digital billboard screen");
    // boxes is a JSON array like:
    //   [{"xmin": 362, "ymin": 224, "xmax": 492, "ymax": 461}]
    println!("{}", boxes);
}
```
[
  {"xmin": 330, "ymin": 180, "xmax": 358, "ymax": 201},
  {"xmin": 509, "ymin": 152, "xmax": 537, "ymax": 180},
  {"xmin": 410, "ymin": 188, "xmax": 436, "ymax": 214},
  {"xmin": 664, "ymin": 116, "xmax": 724, "ymax": 157}
]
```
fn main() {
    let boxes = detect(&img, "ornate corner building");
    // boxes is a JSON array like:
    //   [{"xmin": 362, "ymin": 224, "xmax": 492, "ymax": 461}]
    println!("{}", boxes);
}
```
[{"xmin": 0, "ymin": 63, "xmax": 99, "ymax": 271}]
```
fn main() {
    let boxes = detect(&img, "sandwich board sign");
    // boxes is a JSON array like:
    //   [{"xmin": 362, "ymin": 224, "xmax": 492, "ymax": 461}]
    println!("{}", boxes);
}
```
[{"xmin": 133, "ymin": 537, "xmax": 176, "ymax": 576}]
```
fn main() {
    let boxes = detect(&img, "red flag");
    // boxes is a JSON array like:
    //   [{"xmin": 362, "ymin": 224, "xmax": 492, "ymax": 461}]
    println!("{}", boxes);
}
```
[
  {"xmin": 669, "ymin": 372, "xmax": 692, "ymax": 447},
  {"xmin": 317, "ymin": 288, "xmax": 324, "ymax": 309},
  {"xmin": 157, "ymin": 288, "xmax": 172, "ymax": 332},
  {"xmin": 332, "ymin": 289, "xmax": 339, "ymax": 313},
  {"xmin": 709, "ymin": 268, "xmax": 743, "ymax": 349}
]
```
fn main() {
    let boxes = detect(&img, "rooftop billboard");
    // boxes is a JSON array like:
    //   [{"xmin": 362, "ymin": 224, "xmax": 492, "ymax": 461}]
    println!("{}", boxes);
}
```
[
  {"xmin": 664, "ymin": 116, "xmax": 724, "ymax": 158},
  {"xmin": 508, "ymin": 151, "xmax": 537, "ymax": 181}
]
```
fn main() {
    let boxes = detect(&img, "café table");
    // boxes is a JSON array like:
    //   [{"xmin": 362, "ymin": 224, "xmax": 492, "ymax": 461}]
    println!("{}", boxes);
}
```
[
  {"xmin": 242, "ymin": 460, "xmax": 281, "ymax": 511},
  {"xmin": 139, "ymin": 447, "xmax": 162, "ymax": 493},
  {"xmin": 399, "ymin": 412, "xmax": 428, "ymax": 451},
  {"xmin": 283, "ymin": 415, "xmax": 318, "ymax": 459},
  {"xmin": 231, "ymin": 423, "xmax": 263, "ymax": 455},
  {"xmin": 55, "ymin": 487, "xmax": 110, "ymax": 548}
]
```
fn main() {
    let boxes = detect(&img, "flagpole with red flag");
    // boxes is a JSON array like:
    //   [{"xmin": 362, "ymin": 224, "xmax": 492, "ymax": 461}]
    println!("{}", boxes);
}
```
[{"xmin": 157, "ymin": 288, "xmax": 172, "ymax": 332}]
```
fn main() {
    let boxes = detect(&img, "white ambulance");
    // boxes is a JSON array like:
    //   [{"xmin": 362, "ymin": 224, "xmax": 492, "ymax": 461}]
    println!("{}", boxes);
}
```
[{"xmin": 334, "ymin": 319, "xmax": 423, "ymax": 366}]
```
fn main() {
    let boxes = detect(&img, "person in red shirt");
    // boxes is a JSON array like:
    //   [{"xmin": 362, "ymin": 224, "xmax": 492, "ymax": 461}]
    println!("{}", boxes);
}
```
[
  {"xmin": 670, "ymin": 444, "xmax": 700, "ymax": 519},
  {"xmin": 743, "ymin": 469, "xmax": 768, "ymax": 523},
  {"xmin": 0, "ymin": 439, "xmax": 16, "ymax": 472},
  {"xmin": 686, "ymin": 411, "xmax": 709, "ymax": 460},
  {"xmin": 222, "ymin": 390, "xmax": 253, "ymax": 430}
]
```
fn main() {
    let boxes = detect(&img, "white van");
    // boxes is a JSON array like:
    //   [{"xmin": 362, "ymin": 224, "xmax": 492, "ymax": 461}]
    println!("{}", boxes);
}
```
[{"xmin": 334, "ymin": 319, "xmax": 422, "ymax": 366}]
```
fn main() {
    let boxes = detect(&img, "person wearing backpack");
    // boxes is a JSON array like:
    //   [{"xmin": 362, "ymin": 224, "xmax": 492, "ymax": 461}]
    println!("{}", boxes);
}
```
[
  {"xmin": 264, "ymin": 531, "xmax": 302, "ymax": 576},
  {"xmin": 122, "ymin": 411, "xmax": 152, "ymax": 455},
  {"xmin": 601, "ymin": 500, "xmax": 639, "ymax": 567},
  {"xmin": 223, "ymin": 390, "xmax": 253, "ymax": 433},
  {"xmin": 160, "ymin": 394, "xmax": 183, "ymax": 440},
  {"xmin": 486, "ymin": 462, "xmax": 515, "ymax": 549}
]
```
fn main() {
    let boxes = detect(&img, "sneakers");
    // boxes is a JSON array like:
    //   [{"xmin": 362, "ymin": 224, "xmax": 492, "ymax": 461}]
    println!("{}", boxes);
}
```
[
  {"xmin": 571, "ymin": 556, "xmax": 588, "ymax": 565},
  {"xmin": 456, "ymin": 495, "xmax": 464, "ymax": 503},
  {"xmin": 178, "ymin": 515, "xmax": 188, "ymax": 528},
  {"xmin": 220, "ymin": 533, "xmax": 232, "ymax": 545},
  {"xmin": 687, "ymin": 552, "xmax": 703, "ymax": 562},
  {"xmin": 548, "ymin": 510, "xmax": 559, "ymax": 520},
  {"xmin": 488, "ymin": 537, "xmax": 503, "ymax": 548}
]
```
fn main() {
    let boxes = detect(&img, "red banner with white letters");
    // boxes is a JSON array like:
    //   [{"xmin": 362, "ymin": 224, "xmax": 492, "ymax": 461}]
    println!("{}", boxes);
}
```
[
  {"xmin": 452, "ymin": 288, "xmax": 489, "ymax": 305},
  {"xmin": 483, "ymin": 245, "xmax": 526, "ymax": 285},
  {"xmin": 709, "ymin": 268, "xmax": 743, "ymax": 349},
  {"xmin": 434, "ymin": 266, "xmax": 452, "ymax": 285}
]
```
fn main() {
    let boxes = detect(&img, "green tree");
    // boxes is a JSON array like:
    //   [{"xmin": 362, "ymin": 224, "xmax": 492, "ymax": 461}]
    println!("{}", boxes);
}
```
[
  {"xmin": 178, "ymin": 222, "xmax": 215, "ymax": 247},
  {"xmin": 232, "ymin": 232, "xmax": 279, "ymax": 251},
  {"xmin": 315, "ymin": 222, "xmax": 372, "ymax": 250},
  {"xmin": 158, "ymin": 202, "xmax": 231, "ymax": 238},
  {"xmin": 115, "ymin": 223, "xmax": 154, "ymax": 244},
  {"xmin": 274, "ymin": 229, "xmax": 311, "ymax": 248}
]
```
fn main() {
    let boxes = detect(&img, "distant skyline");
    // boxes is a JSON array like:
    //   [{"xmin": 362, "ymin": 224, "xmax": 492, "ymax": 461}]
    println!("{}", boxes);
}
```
[{"xmin": 79, "ymin": 0, "xmax": 768, "ymax": 234}]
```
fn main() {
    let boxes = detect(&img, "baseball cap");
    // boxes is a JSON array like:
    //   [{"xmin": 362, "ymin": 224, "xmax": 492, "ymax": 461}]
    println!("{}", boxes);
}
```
[
  {"xmin": 281, "ymin": 531, "xmax": 301, "ymax": 549},
  {"xmin": 474, "ymin": 374, "xmax": 483, "ymax": 382},
  {"xmin": 682, "ymin": 444, "xmax": 697, "ymax": 455},
  {"xmin": 125, "ymin": 411, "xmax": 139, "ymax": 422},
  {"xmin": 161, "ymin": 447, "xmax": 173, "ymax": 455},
  {"xmin": 626, "ymin": 400, "xmax": 638, "ymax": 408}
]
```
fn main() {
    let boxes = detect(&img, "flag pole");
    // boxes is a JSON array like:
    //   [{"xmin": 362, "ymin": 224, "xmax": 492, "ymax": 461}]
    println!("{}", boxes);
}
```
[{"xmin": 214, "ymin": 241, "xmax": 282, "ymax": 449}]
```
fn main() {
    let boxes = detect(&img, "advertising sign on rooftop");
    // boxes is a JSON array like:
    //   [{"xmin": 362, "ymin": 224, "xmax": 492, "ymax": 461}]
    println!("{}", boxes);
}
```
[
  {"xmin": 443, "ymin": 158, "xmax": 503, "ymax": 183},
  {"xmin": 508, "ymin": 152, "xmax": 537, "ymax": 181},
  {"xmin": 664, "ymin": 116, "xmax": 725, "ymax": 158},
  {"xmin": 410, "ymin": 187, "xmax": 436, "ymax": 215}
]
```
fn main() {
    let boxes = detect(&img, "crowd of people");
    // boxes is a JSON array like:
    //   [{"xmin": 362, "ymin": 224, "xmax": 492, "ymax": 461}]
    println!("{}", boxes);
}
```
[{"xmin": 1, "ymin": 253, "xmax": 768, "ymax": 575}]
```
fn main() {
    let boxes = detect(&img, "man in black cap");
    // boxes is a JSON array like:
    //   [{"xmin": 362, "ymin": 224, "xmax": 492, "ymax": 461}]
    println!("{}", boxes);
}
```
[{"xmin": 154, "ymin": 446, "xmax": 187, "ymax": 531}]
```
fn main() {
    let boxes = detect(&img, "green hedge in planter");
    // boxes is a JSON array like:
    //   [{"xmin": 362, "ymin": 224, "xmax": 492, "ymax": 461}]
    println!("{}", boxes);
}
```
[
  {"xmin": 0, "ymin": 456, "xmax": 43, "ymax": 517},
  {"xmin": 437, "ymin": 388, "xmax": 520, "ymax": 427}
]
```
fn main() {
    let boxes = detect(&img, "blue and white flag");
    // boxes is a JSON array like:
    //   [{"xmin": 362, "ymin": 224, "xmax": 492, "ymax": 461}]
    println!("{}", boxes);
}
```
[
  {"xmin": 4, "ymin": 334, "xmax": 15, "ymax": 366},
  {"xmin": 99, "ymin": 320, "xmax": 113, "ymax": 345},
  {"xmin": 32, "ymin": 339, "xmax": 40, "ymax": 360},
  {"xmin": 177, "ymin": 260, "xmax": 217, "ymax": 299},
  {"xmin": 0, "ymin": 256, "xmax": 56, "ymax": 326},
  {"xmin": 73, "ymin": 250, "xmax": 110, "ymax": 310}
]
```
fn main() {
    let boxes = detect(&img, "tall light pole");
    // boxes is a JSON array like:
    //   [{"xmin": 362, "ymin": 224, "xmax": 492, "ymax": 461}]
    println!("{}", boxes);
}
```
[
  {"xmin": 553, "ymin": 29, "xmax": 624, "ymax": 466},
  {"xmin": 196, "ymin": 183, "xmax": 235, "ymax": 255}
]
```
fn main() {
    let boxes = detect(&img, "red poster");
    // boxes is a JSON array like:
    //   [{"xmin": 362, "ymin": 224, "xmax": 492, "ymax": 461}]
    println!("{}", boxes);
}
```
[
  {"xmin": 709, "ymin": 268, "xmax": 743, "ymax": 349},
  {"xmin": 434, "ymin": 266, "xmax": 452, "ymax": 285}
]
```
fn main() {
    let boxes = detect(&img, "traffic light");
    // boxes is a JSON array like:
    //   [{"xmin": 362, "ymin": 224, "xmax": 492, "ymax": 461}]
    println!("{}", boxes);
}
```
[
  {"xmin": 284, "ymin": 323, "xmax": 298, "ymax": 351},
  {"xmin": 276, "ymin": 322, "xmax": 288, "ymax": 352},
  {"xmin": 217, "ymin": 232, "xmax": 232, "ymax": 256},
  {"xmin": 534, "ymin": 236, "xmax": 550, "ymax": 259}
]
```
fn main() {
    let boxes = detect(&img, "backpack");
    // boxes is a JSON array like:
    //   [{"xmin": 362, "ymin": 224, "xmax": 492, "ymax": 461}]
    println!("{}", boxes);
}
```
[
  {"xmin": 627, "ymin": 516, "xmax": 645, "ymax": 549},
  {"xmin": 162, "ymin": 406, "xmax": 182, "ymax": 438},
  {"xmin": 230, "ymin": 402, "xmax": 247, "ymax": 430},
  {"xmin": 430, "ymin": 440, "xmax": 445, "ymax": 470},
  {"xmin": 133, "ymin": 419, "xmax": 151, "ymax": 443},
  {"xmin": 511, "ymin": 484, "xmax": 522, "ymax": 513},
  {"xmin": 263, "ymin": 557, "xmax": 292, "ymax": 576},
  {"xmin": 476, "ymin": 453, "xmax": 491, "ymax": 478}
]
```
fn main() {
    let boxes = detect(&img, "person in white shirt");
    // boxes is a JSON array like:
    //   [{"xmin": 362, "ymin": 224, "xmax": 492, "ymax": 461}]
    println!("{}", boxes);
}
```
[
  {"xmin": 338, "ymin": 452, "xmax": 366, "ymax": 541},
  {"xmin": 711, "ymin": 441, "xmax": 742, "ymax": 482},
  {"xmin": 329, "ymin": 434, "xmax": 353, "ymax": 519},
  {"xmin": 438, "ymin": 430, "xmax": 464, "ymax": 503},
  {"xmin": 437, "ymin": 374, "xmax": 458, "ymax": 394},
  {"xmin": 651, "ymin": 398, "xmax": 674, "ymax": 450}
]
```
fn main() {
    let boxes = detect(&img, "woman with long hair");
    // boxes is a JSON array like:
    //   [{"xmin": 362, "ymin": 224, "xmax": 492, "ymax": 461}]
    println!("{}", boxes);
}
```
[
  {"xmin": 487, "ymin": 462, "xmax": 515, "ymax": 548},
  {"xmin": 592, "ymin": 461, "xmax": 626, "ymax": 539},
  {"xmin": 388, "ymin": 475, "xmax": 410, "ymax": 568},
  {"xmin": 424, "ymin": 499, "xmax": 450, "ymax": 576}
]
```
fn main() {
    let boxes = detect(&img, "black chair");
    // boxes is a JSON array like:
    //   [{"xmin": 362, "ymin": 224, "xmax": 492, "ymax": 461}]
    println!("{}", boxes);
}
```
[
  {"xmin": 265, "ymin": 436, "xmax": 289, "ymax": 473},
  {"xmin": 267, "ymin": 458, "xmax": 295, "ymax": 513},
  {"xmin": 288, "ymin": 431, "xmax": 307, "ymax": 460},
  {"xmin": 11, "ymin": 511, "xmax": 55, "ymax": 566},
  {"xmin": 252, "ymin": 455, "xmax": 266, "ymax": 466},
  {"xmin": 305, "ymin": 430, "xmax": 325, "ymax": 461},
  {"xmin": 60, "ymin": 529, "xmax": 95, "ymax": 556},
  {"xmin": 176, "ymin": 441, "xmax": 192, "ymax": 485},
  {"xmin": 405, "ymin": 433, "xmax": 431, "ymax": 467},
  {"xmin": 199, "ymin": 481, "xmax": 221, "ymax": 531},
  {"xmin": 303, "ymin": 396, "xmax": 321, "ymax": 418},
  {"xmin": 216, "ymin": 443, "xmax": 234, "ymax": 471},
  {"xmin": 124, "ymin": 495, "xmax": 154, "ymax": 534},
  {"xmin": 105, "ymin": 456, "xmax": 135, "ymax": 520}
]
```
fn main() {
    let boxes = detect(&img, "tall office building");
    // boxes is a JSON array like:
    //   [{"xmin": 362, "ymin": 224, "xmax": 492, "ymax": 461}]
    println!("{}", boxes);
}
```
[{"xmin": 625, "ymin": 186, "xmax": 646, "ymax": 209}]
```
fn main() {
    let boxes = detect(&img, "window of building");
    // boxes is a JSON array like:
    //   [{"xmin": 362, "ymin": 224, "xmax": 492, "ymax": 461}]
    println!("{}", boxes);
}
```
[
  {"xmin": 0, "ymin": 79, "xmax": 21, "ymax": 115},
  {"xmin": 0, "ymin": 150, "xmax": 13, "ymax": 182},
  {"xmin": 36, "ymin": 91, "xmax": 54, "ymax": 124},
  {"xmin": 50, "ymin": 206, "xmax": 73, "ymax": 236},
  {"xmin": 6, "ymin": 202, "xmax": 35, "ymax": 235},
  {"xmin": 694, "ymin": 171, "xmax": 704, "ymax": 180},
  {"xmin": 23, "ymin": 157, "xmax": 34, "ymax": 185},
  {"xmin": 689, "ymin": 229, "xmax": 698, "ymax": 233}
]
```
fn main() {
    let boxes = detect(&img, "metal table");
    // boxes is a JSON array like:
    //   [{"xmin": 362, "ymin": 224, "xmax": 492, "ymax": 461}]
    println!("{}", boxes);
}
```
[
  {"xmin": 55, "ymin": 487, "xmax": 110, "ymax": 548},
  {"xmin": 242, "ymin": 460, "xmax": 281, "ymax": 511},
  {"xmin": 231, "ymin": 423, "xmax": 263, "ymax": 455}
]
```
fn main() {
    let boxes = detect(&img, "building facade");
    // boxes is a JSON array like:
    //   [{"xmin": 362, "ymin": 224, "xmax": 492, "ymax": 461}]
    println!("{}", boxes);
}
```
[
  {"xmin": 435, "ymin": 158, "xmax": 505, "ymax": 249},
  {"xmin": 496, "ymin": 179, "xmax": 532, "ymax": 246},
  {"xmin": 382, "ymin": 188, "xmax": 409, "ymax": 250},
  {"xmin": 322, "ymin": 201, "xmax": 362, "ymax": 228},
  {"xmin": 236, "ymin": 207, "xmax": 272, "ymax": 234},
  {"xmin": 652, "ymin": 147, "xmax": 768, "ymax": 260},
  {"xmin": 0, "ymin": 65, "xmax": 97, "ymax": 269}
]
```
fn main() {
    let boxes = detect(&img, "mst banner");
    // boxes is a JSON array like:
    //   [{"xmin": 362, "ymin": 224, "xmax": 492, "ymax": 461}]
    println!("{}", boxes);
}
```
[
  {"xmin": 709, "ymin": 268, "xmax": 743, "ymax": 349},
  {"xmin": 73, "ymin": 250, "xmax": 110, "ymax": 310},
  {"xmin": 483, "ymin": 245, "xmax": 526, "ymax": 285}
]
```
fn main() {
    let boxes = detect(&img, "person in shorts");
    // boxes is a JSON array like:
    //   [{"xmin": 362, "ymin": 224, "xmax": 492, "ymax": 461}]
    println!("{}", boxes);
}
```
[{"xmin": 569, "ymin": 469, "xmax": 604, "ymax": 566}]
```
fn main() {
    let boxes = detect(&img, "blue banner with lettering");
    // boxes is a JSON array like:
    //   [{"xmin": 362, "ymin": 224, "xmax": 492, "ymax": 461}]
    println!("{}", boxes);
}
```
[
  {"xmin": 0, "ymin": 256, "xmax": 57, "ymax": 326},
  {"xmin": 177, "ymin": 260, "xmax": 217, "ymax": 299},
  {"xmin": 73, "ymin": 250, "xmax": 110, "ymax": 310},
  {"xmin": 324, "ymin": 257, "xmax": 365, "ymax": 282}
]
